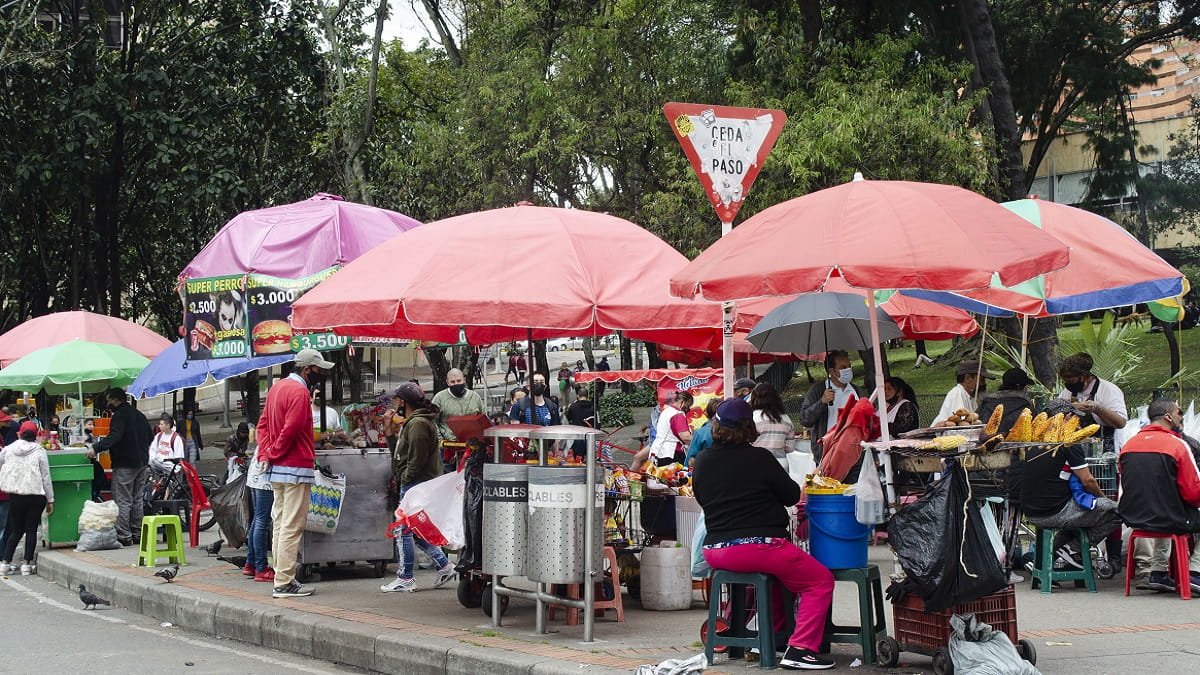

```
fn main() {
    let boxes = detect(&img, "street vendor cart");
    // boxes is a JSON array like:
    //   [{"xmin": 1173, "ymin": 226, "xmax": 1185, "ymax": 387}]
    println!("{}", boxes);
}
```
[{"xmin": 297, "ymin": 445, "xmax": 394, "ymax": 581}]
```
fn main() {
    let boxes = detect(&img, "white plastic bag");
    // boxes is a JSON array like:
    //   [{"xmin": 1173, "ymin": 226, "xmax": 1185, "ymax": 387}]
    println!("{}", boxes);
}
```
[
  {"xmin": 76, "ymin": 500, "xmax": 121, "ymax": 551},
  {"xmin": 390, "ymin": 470, "xmax": 466, "ymax": 549},
  {"xmin": 949, "ymin": 614, "xmax": 1040, "ymax": 675},
  {"xmin": 853, "ymin": 445, "xmax": 886, "ymax": 525},
  {"xmin": 305, "ymin": 469, "xmax": 347, "ymax": 535}
]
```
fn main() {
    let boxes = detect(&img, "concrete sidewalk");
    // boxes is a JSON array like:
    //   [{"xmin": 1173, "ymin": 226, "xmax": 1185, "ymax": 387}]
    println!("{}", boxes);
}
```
[{"xmin": 29, "ymin": 526, "xmax": 1200, "ymax": 674}]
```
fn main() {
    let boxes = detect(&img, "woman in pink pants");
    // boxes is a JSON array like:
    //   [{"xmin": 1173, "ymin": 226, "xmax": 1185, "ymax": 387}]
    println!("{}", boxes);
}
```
[{"xmin": 693, "ymin": 398, "xmax": 836, "ymax": 671}]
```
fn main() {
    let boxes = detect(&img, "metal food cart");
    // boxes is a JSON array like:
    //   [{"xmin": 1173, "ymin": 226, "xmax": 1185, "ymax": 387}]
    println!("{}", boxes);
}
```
[{"xmin": 296, "ymin": 446, "xmax": 394, "ymax": 581}]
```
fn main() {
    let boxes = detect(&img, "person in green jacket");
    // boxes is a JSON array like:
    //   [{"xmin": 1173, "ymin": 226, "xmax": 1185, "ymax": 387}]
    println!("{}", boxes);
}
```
[
  {"xmin": 430, "ymin": 368, "xmax": 486, "ymax": 472},
  {"xmin": 382, "ymin": 382, "xmax": 455, "ymax": 593}
]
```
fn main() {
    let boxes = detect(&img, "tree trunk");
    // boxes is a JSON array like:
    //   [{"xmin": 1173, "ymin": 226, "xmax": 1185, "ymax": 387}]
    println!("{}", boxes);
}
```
[
  {"xmin": 645, "ymin": 343, "xmax": 666, "ymax": 369},
  {"xmin": 959, "ymin": 0, "xmax": 1026, "ymax": 200},
  {"xmin": 1162, "ymin": 321, "xmax": 1181, "ymax": 379},
  {"xmin": 425, "ymin": 346, "xmax": 451, "ymax": 392}
]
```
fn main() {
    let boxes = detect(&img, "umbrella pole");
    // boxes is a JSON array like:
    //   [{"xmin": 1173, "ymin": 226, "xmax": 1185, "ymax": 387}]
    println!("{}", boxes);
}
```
[
  {"xmin": 722, "ymin": 302, "xmax": 736, "ymax": 398},
  {"xmin": 1019, "ymin": 314, "xmax": 1030, "ymax": 371},
  {"xmin": 866, "ymin": 294, "xmax": 897, "ymax": 506}
]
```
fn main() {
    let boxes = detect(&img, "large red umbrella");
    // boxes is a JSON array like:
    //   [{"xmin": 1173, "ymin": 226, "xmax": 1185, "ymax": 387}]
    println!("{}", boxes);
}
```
[
  {"xmin": 0, "ymin": 311, "xmax": 171, "ymax": 367},
  {"xmin": 291, "ymin": 204, "xmax": 724, "ymax": 348},
  {"xmin": 669, "ymin": 175, "xmax": 1070, "ymax": 499}
]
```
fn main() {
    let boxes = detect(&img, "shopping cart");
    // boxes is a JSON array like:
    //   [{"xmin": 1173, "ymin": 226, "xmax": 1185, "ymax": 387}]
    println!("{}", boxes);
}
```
[{"xmin": 1085, "ymin": 453, "xmax": 1120, "ymax": 579}]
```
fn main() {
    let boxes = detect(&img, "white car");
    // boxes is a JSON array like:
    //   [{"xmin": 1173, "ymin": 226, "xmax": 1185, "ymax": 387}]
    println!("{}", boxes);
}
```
[{"xmin": 547, "ymin": 337, "xmax": 582, "ymax": 351}]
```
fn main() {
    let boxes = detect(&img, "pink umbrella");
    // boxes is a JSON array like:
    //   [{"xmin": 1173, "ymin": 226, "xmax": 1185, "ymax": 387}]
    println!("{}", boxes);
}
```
[
  {"xmin": 0, "ymin": 311, "xmax": 171, "ymax": 367},
  {"xmin": 669, "ymin": 175, "xmax": 1070, "ymax": 500},
  {"xmin": 291, "ymin": 204, "xmax": 726, "ymax": 348},
  {"xmin": 179, "ymin": 193, "xmax": 422, "ymax": 280}
]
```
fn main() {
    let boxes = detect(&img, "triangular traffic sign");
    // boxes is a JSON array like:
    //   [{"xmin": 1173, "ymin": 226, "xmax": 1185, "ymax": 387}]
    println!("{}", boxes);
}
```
[{"xmin": 663, "ymin": 103, "xmax": 787, "ymax": 225}]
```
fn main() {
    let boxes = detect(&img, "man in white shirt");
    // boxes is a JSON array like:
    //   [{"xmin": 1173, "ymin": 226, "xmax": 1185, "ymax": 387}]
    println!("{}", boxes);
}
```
[
  {"xmin": 311, "ymin": 391, "xmax": 342, "ymax": 431},
  {"xmin": 934, "ymin": 359, "xmax": 996, "ymax": 426}
]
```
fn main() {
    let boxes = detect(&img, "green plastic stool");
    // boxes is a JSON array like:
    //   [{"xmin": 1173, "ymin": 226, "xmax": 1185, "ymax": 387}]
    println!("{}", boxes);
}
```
[
  {"xmin": 822, "ymin": 564, "xmax": 887, "ymax": 665},
  {"xmin": 705, "ymin": 570, "xmax": 779, "ymax": 669},
  {"xmin": 137, "ymin": 515, "xmax": 187, "ymax": 567},
  {"xmin": 1030, "ymin": 527, "xmax": 1095, "ymax": 593}
]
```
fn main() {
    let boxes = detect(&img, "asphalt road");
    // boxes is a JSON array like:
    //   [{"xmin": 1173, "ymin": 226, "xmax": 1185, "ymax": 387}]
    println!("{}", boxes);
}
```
[{"xmin": 0, "ymin": 573, "xmax": 364, "ymax": 675}]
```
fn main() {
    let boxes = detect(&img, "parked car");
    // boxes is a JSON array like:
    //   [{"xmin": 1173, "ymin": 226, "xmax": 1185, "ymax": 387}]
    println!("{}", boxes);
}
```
[{"xmin": 547, "ymin": 337, "xmax": 582, "ymax": 351}]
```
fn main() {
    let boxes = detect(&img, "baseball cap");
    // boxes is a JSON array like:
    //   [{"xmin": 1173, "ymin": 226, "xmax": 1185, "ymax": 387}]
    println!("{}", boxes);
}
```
[
  {"xmin": 294, "ymin": 348, "xmax": 335, "ymax": 370},
  {"xmin": 391, "ymin": 381, "xmax": 425, "ymax": 405},
  {"xmin": 18, "ymin": 420, "xmax": 38, "ymax": 436},
  {"xmin": 956, "ymin": 359, "xmax": 996, "ymax": 379},
  {"xmin": 0, "ymin": 411, "xmax": 11, "ymax": 423},
  {"xmin": 733, "ymin": 377, "xmax": 757, "ymax": 392},
  {"xmin": 1000, "ymin": 368, "xmax": 1035, "ymax": 390},
  {"xmin": 713, "ymin": 398, "xmax": 753, "ymax": 429}
]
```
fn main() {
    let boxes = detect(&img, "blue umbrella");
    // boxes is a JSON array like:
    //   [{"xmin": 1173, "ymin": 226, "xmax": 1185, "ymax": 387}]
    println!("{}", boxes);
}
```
[{"xmin": 128, "ymin": 340, "xmax": 295, "ymax": 398}]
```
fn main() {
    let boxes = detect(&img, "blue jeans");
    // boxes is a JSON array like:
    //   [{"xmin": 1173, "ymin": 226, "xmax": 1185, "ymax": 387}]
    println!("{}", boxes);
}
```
[
  {"xmin": 395, "ymin": 482, "xmax": 449, "ymax": 580},
  {"xmin": 247, "ymin": 487, "xmax": 274, "ymax": 573}
]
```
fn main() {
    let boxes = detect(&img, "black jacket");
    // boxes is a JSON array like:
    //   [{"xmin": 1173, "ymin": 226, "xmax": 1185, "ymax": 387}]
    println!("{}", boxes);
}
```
[
  {"xmin": 693, "ymin": 441, "xmax": 801, "ymax": 544},
  {"xmin": 1119, "ymin": 426, "xmax": 1200, "ymax": 533},
  {"xmin": 976, "ymin": 390, "xmax": 1036, "ymax": 436},
  {"xmin": 93, "ymin": 403, "xmax": 151, "ymax": 469}
]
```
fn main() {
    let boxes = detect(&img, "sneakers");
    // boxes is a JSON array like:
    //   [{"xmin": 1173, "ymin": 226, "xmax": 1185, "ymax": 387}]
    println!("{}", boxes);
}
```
[
  {"xmin": 0, "ymin": 563, "xmax": 13, "ymax": 575},
  {"xmin": 1135, "ymin": 575, "xmax": 1152, "ymax": 591},
  {"xmin": 19, "ymin": 563, "xmax": 34, "ymax": 576},
  {"xmin": 381, "ymin": 577, "xmax": 416, "ymax": 593},
  {"xmin": 1054, "ymin": 545, "xmax": 1084, "ymax": 571},
  {"xmin": 243, "ymin": 563, "xmax": 256, "ymax": 577},
  {"xmin": 779, "ymin": 646, "xmax": 835, "ymax": 670},
  {"xmin": 433, "ymin": 564, "xmax": 456, "ymax": 589},
  {"xmin": 254, "ymin": 568, "xmax": 276, "ymax": 583},
  {"xmin": 1147, "ymin": 571, "xmax": 1176, "ymax": 593},
  {"xmin": 272, "ymin": 582, "xmax": 313, "ymax": 598},
  {"xmin": 1190, "ymin": 571, "xmax": 1200, "ymax": 594}
]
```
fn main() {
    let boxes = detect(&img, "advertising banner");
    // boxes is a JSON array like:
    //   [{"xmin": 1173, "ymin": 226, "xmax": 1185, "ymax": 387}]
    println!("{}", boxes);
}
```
[{"xmin": 655, "ymin": 372, "xmax": 724, "ymax": 431}]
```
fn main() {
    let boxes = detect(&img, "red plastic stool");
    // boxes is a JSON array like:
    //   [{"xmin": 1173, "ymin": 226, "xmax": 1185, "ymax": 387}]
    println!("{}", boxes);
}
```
[{"xmin": 1125, "ymin": 530, "xmax": 1192, "ymax": 600}]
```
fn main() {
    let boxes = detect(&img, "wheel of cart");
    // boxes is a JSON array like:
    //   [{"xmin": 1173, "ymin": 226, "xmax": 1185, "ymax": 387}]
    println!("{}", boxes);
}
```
[
  {"xmin": 481, "ymin": 582, "xmax": 511, "ymax": 617},
  {"xmin": 457, "ymin": 569, "xmax": 488, "ymax": 608}
]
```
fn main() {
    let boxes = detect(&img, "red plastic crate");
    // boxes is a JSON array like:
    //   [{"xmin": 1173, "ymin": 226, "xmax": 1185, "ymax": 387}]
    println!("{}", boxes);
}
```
[{"xmin": 892, "ymin": 585, "xmax": 1017, "ymax": 652}]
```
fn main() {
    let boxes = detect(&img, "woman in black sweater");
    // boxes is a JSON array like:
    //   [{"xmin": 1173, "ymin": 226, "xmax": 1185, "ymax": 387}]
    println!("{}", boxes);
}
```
[{"xmin": 693, "ymin": 398, "xmax": 836, "ymax": 671}]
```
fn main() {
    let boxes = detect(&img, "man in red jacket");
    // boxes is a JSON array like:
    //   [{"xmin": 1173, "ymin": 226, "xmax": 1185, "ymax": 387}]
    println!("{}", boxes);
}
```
[
  {"xmin": 257, "ymin": 348, "xmax": 334, "ymax": 598},
  {"xmin": 1120, "ymin": 398, "xmax": 1200, "ymax": 594}
]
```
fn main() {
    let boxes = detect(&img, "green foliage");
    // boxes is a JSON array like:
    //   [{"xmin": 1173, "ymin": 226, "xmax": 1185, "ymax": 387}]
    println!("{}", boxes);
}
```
[
  {"xmin": 1058, "ymin": 313, "xmax": 1142, "ymax": 386},
  {"xmin": 596, "ymin": 386, "xmax": 657, "ymax": 428}
]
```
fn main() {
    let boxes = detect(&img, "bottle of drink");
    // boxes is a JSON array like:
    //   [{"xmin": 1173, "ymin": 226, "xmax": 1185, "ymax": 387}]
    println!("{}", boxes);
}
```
[{"xmin": 49, "ymin": 430, "xmax": 59, "ymax": 451}]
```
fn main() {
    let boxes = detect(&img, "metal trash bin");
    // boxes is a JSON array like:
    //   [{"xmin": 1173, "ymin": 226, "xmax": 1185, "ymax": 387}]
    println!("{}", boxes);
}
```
[
  {"xmin": 482, "ymin": 463, "xmax": 528, "ymax": 576},
  {"xmin": 525, "ymin": 465, "xmax": 603, "ymax": 584}
]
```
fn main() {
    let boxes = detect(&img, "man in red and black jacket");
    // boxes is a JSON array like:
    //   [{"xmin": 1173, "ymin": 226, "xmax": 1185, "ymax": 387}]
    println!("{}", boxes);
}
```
[{"xmin": 1120, "ymin": 398, "xmax": 1200, "ymax": 593}]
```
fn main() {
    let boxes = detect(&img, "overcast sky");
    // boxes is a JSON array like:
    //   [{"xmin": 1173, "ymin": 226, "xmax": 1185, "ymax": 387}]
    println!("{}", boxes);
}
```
[{"xmin": 381, "ymin": 1, "xmax": 437, "ymax": 49}]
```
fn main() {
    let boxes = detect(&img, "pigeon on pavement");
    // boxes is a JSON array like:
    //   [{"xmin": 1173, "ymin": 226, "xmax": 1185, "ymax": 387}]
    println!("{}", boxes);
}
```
[
  {"xmin": 154, "ymin": 564, "xmax": 180, "ymax": 583},
  {"xmin": 216, "ymin": 554, "xmax": 247, "ymax": 569},
  {"xmin": 78, "ymin": 584, "xmax": 110, "ymax": 610},
  {"xmin": 204, "ymin": 539, "xmax": 223, "ymax": 556}
]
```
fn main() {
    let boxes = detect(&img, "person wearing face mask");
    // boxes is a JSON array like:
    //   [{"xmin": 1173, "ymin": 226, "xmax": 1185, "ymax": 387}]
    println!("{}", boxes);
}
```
[
  {"xmin": 310, "ymin": 389, "xmax": 343, "ymax": 432},
  {"xmin": 509, "ymin": 374, "xmax": 560, "ymax": 426},
  {"xmin": 430, "ymin": 368, "xmax": 486, "ymax": 472},
  {"xmin": 799, "ymin": 350, "xmax": 864, "ymax": 464},
  {"xmin": 256, "ymin": 348, "xmax": 334, "ymax": 599},
  {"xmin": 180, "ymin": 405, "xmax": 204, "ymax": 464},
  {"xmin": 933, "ymin": 359, "xmax": 996, "ymax": 427},
  {"xmin": 1118, "ymin": 399, "xmax": 1200, "ymax": 593},
  {"xmin": 1057, "ymin": 352, "xmax": 1127, "ymax": 454},
  {"xmin": 883, "ymin": 377, "xmax": 921, "ymax": 437},
  {"xmin": 86, "ymin": 388, "xmax": 151, "ymax": 546}
]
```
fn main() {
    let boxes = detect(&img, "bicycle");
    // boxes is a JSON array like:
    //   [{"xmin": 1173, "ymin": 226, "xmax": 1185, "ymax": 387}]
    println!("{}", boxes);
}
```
[{"xmin": 143, "ymin": 458, "xmax": 219, "ymax": 532}]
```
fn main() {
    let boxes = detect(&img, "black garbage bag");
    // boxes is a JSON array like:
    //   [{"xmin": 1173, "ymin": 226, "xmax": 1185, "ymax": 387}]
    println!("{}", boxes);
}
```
[
  {"xmin": 457, "ymin": 447, "xmax": 489, "ymax": 571},
  {"xmin": 887, "ymin": 461, "xmax": 1007, "ymax": 612},
  {"xmin": 209, "ymin": 472, "xmax": 252, "ymax": 549}
]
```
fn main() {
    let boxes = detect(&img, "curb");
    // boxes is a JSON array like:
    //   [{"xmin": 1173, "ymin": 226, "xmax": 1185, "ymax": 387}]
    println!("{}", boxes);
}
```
[{"xmin": 38, "ymin": 552, "xmax": 632, "ymax": 675}]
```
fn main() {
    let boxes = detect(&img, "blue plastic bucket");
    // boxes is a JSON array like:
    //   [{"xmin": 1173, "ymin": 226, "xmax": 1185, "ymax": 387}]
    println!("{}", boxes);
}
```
[{"xmin": 806, "ymin": 493, "xmax": 871, "ymax": 569}]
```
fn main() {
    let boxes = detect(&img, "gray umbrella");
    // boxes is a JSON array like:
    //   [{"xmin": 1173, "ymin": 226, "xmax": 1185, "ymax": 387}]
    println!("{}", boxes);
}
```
[{"xmin": 746, "ymin": 292, "xmax": 903, "ymax": 354}]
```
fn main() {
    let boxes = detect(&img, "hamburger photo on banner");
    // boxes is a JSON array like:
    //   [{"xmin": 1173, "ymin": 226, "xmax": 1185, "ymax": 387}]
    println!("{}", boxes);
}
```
[{"xmin": 252, "ymin": 319, "xmax": 293, "ymax": 355}]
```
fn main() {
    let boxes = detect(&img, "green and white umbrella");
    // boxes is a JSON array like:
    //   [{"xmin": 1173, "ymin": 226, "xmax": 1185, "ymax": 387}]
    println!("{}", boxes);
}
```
[{"xmin": 0, "ymin": 338, "xmax": 149, "ymax": 396}]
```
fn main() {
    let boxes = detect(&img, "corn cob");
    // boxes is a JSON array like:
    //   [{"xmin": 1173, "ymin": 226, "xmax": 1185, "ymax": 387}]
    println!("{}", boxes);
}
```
[
  {"xmin": 1006, "ymin": 408, "xmax": 1033, "ymax": 442},
  {"xmin": 918, "ymin": 435, "xmax": 969, "ymax": 451},
  {"xmin": 1030, "ymin": 412, "xmax": 1050, "ymax": 441},
  {"xmin": 1063, "ymin": 424, "xmax": 1101, "ymax": 444},
  {"xmin": 1061, "ymin": 414, "xmax": 1081, "ymax": 439},
  {"xmin": 1044, "ymin": 413, "xmax": 1065, "ymax": 443},
  {"xmin": 984, "ymin": 404, "xmax": 1004, "ymax": 436}
]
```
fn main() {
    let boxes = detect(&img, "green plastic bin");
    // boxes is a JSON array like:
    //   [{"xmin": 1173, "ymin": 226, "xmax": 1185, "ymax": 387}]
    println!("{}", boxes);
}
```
[{"xmin": 41, "ymin": 451, "xmax": 94, "ymax": 548}]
